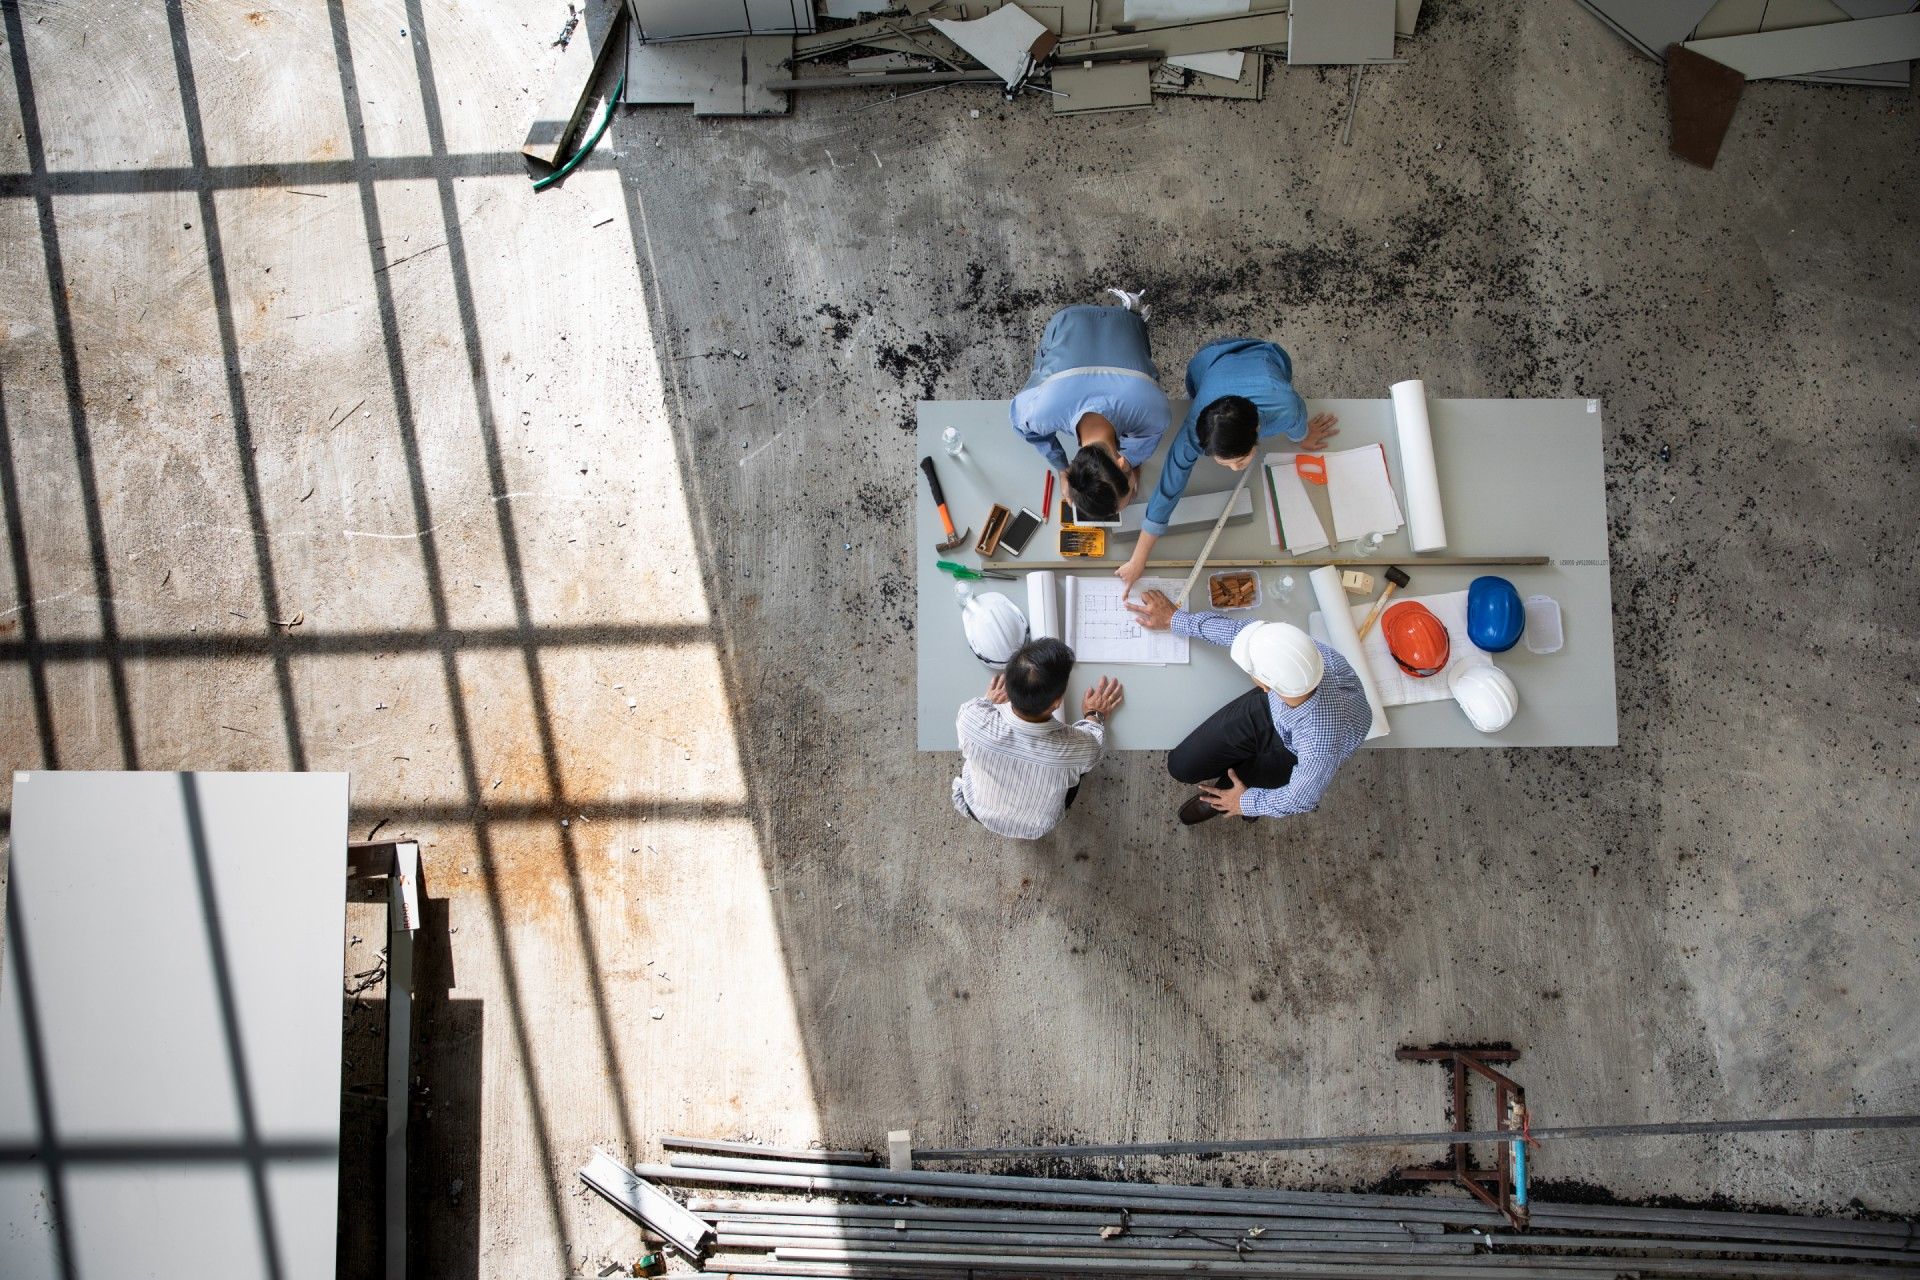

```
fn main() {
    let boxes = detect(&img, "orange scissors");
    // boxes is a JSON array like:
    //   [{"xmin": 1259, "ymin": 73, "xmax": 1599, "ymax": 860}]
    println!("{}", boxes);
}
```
[{"xmin": 1294, "ymin": 454, "xmax": 1328, "ymax": 486}]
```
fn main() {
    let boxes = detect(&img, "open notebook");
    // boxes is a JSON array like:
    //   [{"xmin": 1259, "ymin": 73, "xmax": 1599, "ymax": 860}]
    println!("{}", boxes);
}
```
[{"xmin": 1027, "ymin": 572, "xmax": 1190, "ymax": 665}]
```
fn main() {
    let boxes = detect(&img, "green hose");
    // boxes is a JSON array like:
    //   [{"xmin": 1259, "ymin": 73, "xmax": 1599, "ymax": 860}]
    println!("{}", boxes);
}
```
[{"xmin": 533, "ymin": 70, "xmax": 626, "ymax": 191}]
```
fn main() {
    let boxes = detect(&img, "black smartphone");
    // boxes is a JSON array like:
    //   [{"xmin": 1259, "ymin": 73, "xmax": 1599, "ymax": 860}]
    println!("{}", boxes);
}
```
[{"xmin": 999, "ymin": 507, "xmax": 1043, "ymax": 557}]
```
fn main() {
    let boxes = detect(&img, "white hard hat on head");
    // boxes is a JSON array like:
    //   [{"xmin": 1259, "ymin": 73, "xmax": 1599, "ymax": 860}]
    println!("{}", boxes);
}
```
[
  {"xmin": 962, "ymin": 592, "xmax": 1030, "ymax": 670},
  {"xmin": 1230, "ymin": 621, "xmax": 1323, "ymax": 698},
  {"xmin": 1450, "ymin": 664, "xmax": 1518, "ymax": 733}
]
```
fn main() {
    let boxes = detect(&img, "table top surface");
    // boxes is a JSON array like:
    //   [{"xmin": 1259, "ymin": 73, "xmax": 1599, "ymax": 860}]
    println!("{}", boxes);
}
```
[
  {"xmin": 0, "ymin": 770, "xmax": 350, "ymax": 1280},
  {"xmin": 915, "ymin": 397, "xmax": 1618, "ymax": 751}
]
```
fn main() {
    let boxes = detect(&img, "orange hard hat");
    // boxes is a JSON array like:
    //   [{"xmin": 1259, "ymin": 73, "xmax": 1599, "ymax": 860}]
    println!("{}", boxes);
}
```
[{"xmin": 1383, "ymin": 601, "xmax": 1451, "ymax": 678}]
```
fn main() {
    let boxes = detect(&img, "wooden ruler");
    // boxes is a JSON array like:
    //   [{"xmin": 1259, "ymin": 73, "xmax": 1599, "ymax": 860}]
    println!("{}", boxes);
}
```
[{"xmin": 1175, "ymin": 466, "xmax": 1253, "ymax": 608}]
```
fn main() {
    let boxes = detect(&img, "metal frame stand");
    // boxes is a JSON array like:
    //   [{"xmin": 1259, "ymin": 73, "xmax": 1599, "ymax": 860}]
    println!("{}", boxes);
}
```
[
  {"xmin": 1395, "ymin": 1046, "xmax": 1530, "ymax": 1228},
  {"xmin": 347, "ymin": 838, "xmax": 420, "ymax": 1280}
]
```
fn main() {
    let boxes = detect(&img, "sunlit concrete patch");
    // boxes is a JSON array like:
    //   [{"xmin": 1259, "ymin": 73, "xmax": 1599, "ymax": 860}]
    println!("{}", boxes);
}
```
[{"xmin": 11, "ymin": 2, "xmax": 191, "ymax": 175}]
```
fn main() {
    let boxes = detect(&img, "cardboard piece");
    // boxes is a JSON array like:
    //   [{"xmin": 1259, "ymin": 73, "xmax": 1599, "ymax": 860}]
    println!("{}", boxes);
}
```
[
  {"xmin": 1666, "ymin": 43, "xmax": 1745, "ymax": 169},
  {"xmin": 1052, "ymin": 59, "xmax": 1156, "ymax": 113},
  {"xmin": 1287, "ymin": 0, "xmax": 1395, "ymax": 64}
]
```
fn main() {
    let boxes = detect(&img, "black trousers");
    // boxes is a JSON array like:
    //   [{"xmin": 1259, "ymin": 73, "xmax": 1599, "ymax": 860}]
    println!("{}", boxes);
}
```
[{"xmin": 1168, "ymin": 688, "xmax": 1297, "ymax": 789}]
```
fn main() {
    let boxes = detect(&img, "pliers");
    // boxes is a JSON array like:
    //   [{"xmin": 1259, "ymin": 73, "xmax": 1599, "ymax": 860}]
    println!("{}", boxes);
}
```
[{"xmin": 937, "ymin": 560, "xmax": 1015, "ymax": 582}]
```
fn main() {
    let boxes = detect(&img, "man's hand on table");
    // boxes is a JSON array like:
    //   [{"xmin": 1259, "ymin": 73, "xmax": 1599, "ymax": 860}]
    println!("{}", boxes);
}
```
[
  {"xmin": 1300, "ymin": 412, "xmax": 1340, "ymax": 451},
  {"xmin": 986, "ymin": 673, "xmax": 1008, "ymax": 704},
  {"xmin": 1124, "ymin": 588, "xmax": 1177, "ymax": 631},
  {"xmin": 1081, "ymin": 676, "xmax": 1123, "ymax": 720}
]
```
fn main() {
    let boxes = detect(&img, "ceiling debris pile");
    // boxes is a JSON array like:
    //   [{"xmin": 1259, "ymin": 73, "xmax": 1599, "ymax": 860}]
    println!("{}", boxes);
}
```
[
  {"xmin": 522, "ymin": 0, "xmax": 1426, "ymax": 172},
  {"xmin": 1575, "ymin": 0, "xmax": 1920, "ymax": 168}
]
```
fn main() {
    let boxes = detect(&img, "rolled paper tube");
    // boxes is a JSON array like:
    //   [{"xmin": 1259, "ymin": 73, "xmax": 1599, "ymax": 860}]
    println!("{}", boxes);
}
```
[
  {"xmin": 1391, "ymin": 378, "xmax": 1448, "ymax": 553},
  {"xmin": 1310, "ymin": 564, "xmax": 1390, "ymax": 740}
]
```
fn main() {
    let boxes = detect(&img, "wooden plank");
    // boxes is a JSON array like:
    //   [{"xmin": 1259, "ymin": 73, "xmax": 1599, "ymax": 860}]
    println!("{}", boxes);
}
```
[
  {"xmin": 521, "ymin": 0, "xmax": 629, "ymax": 165},
  {"xmin": 1682, "ymin": 10, "xmax": 1920, "ymax": 76}
]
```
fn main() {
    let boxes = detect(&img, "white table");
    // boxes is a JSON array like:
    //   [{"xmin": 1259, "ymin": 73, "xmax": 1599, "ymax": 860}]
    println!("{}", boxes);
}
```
[
  {"xmin": 0, "ymin": 771, "xmax": 351, "ymax": 1280},
  {"xmin": 915, "ymin": 398, "xmax": 1618, "ymax": 751}
]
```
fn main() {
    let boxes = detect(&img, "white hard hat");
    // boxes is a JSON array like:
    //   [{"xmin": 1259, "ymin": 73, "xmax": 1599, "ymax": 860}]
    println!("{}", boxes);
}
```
[
  {"xmin": 962, "ymin": 592, "xmax": 1030, "ymax": 670},
  {"xmin": 1450, "ymin": 664, "xmax": 1518, "ymax": 733},
  {"xmin": 1230, "ymin": 621, "xmax": 1323, "ymax": 698}
]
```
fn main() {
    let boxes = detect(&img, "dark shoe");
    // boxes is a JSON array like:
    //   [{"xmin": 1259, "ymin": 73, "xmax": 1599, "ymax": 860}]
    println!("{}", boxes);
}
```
[{"xmin": 1178, "ymin": 793, "xmax": 1223, "ymax": 826}]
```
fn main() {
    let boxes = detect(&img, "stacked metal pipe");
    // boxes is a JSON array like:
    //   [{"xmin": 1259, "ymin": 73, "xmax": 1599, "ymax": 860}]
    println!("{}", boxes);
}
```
[{"xmin": 590, "ymin": 1147, "xmax": 1920, "ymax": 1279}]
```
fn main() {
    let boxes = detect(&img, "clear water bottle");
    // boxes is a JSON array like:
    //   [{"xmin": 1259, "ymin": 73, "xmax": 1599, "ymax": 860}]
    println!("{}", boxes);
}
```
[
  {"xmin": 1351, "ymin": 531, "xmax": 1385, "ymax": 558},
  {"xmin": 1268, "ymin": 573, "xmax": 1296, "ymax": 604},
  {"xmin": 953, "ymin": 580, "xmax": 974, "ymax": 606},
  {"xmin": 941, "ymin": 426, "xmax": 966, "ymax": 458}
]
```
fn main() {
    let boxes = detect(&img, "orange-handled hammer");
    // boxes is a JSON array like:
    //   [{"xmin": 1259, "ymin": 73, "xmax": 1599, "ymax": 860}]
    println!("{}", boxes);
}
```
[{"xmin": 919, "ymin": 455, "xmax": 970, "ymax": 553}]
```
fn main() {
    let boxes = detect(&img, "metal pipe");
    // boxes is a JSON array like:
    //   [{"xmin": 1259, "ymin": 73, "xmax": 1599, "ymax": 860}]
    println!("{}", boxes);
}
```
[
  {"xmin": 662, "ymin": 1136, "xmax": 877, "ymax": 1165},
  {"xmin": 1535, "ymin": 1200, "xmax": 1911, "ymax": 1238},
  {"xmin": 715, "ymin": 1218, "xmax": 1424, "ymax": 1243},
  {"xmin": 910, "ymin": 1113, "xmax": 1920, "ymax": 1161},
  {"xmin": 765, "ymin": 70, "xmax": 1002, "ymax": 90},
  {"xmin": 775, "ymin": 1246, "xmax": 1908, "ymax": 1277},
  {"xmin": 666, "ymin": 1154, "xmax": 1491, "ymax": 1216},
  {"xmin": 720, "ymin": 1227, "xmax": 1471, "ymax": 1255},
  {"xmin": 694, "ymin": 1201, "xmax": 1436, "ymax": 1235},
  {"xmin": 639, "ymin": 1162, "xmax": 1490, "ymax": 1224},
  {"xmin": 720, "ymin": 1234, "xmax": 1473, "ymax": 1259},
  {"xmin": 1481, "ymin": 1231, "xmax": 1920, "ymax": 1263}
]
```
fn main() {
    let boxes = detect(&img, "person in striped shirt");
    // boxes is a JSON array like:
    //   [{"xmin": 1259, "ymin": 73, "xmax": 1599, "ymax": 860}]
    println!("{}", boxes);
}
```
[{"xmin": 952, "ymin": 639, "xmax": 1124, "ymax": 840}]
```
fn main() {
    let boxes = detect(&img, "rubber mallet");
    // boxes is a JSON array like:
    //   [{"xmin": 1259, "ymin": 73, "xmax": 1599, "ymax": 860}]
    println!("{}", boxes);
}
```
[{"xmin": 1356, "ymin": 565, "xmax": 1411, "ymax": 640}]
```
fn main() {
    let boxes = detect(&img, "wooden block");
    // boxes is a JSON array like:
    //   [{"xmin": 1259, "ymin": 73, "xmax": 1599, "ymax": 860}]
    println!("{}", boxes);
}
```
[{"xmin": 1341, "ymin": 570, "xmax": 1374, "ymax": 595}]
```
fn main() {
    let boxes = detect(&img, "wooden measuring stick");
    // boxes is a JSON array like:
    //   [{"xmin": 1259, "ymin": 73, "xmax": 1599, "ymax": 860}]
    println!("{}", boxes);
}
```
[{"xmin": 1175, "ymin": 467, "xmax": 1254, "ymax": 608}]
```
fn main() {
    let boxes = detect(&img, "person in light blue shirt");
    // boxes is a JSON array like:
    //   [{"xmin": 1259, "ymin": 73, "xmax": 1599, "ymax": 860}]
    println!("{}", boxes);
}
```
[
  {"xmin": 1115, "ymin": 338, "xmax": 1339, "ymax": 589},
  {"xmin": 1124, "ymin": 590, "xmax": 1370, "ymax": 826},
  {"xmin": 1009, "ymin": 296, "xmax": 1171, "ymax": 522}
]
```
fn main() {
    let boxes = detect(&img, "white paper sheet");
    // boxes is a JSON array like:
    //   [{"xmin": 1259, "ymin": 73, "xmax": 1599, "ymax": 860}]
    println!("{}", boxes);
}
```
[
  {"xmin": 1324, "ymin": 442, "xmax": 1404, "ymax": 543},
  {"xmin": 1391, "ymin": 378, "xmax": 1448, "ymax": 552},
  {"xmin": 1262, "ymin": 453, "xmax": 1331, "ymax": 553},
  {"xmin": 1026, "ymin": 570, "xmax": 1062, "ymax": 641},
  {"xmin": 1308, "ymin": 565, "xmax": 1390, "ymax": 739},
  {"xmin": 1166, "ymin": 50, "xmax": 1248, "ymax": 78},
  {"xmin": 1064, "ymin": 577, "xmax": 1190, "ymax": 665},
  {"xmin": 1308, "ymin": 588, "xmax": 1497, "ymax": 708}
]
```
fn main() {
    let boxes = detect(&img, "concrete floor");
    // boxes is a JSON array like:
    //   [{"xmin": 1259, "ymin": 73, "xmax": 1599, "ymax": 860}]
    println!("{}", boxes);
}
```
[{"xmin": 1, "ymin": 0, "xmax": 1916, "ymax": 1275}]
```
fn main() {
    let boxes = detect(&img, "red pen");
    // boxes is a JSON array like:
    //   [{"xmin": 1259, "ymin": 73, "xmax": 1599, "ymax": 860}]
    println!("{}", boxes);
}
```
[{"xmin": 1041, "ymin": 469, "xmax": 1055, "ymax": 524}]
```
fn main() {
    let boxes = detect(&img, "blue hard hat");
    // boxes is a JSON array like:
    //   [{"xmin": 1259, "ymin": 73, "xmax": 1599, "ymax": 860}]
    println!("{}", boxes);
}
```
[{"xmin": 1467, "ymin": 576, "xmax": 1525, "ymax": 653}]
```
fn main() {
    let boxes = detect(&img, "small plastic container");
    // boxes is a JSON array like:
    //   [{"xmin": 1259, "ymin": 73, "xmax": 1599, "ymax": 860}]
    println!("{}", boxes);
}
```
[
  {"xmin": 1206, "ymin": 570, "xmax": 1263, "ymax": 612},
  {"xmin": 1523, "ymin": 595, "xmax": 1563, "ymax": 654}
]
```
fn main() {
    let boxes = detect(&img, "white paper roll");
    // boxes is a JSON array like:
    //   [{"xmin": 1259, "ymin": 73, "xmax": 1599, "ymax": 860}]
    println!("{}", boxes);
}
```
[
  {"xmin": 1026, "ymin": 570, "xmax": 1061, "ymax": 641},
  {"xmin": 1309, "ymin": 565, "xmax": 1390, "ymax": 741},
  {"xmin": 1390, "ymin": 378, "xmax": 1448, "ymax": 553}
]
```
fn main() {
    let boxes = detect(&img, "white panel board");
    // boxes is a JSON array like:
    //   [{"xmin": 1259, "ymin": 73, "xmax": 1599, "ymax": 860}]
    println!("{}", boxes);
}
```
[{"xmin": 0, "ymin": 771, "xmax": 351, "ymax": 1280}]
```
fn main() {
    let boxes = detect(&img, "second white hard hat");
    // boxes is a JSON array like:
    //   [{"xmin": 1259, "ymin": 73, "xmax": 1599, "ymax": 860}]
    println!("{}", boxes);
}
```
[
  {"xmin": 1449, "ymin": 664, "xmax": 1519, "ymax": 733},
  {"xmin": 1230, "ymin": 621, "xmax": 1324, "ymax": 698},
  {"xmin": 961, "ymin": 592, "xmax": 1030, "ymax": 671}
]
